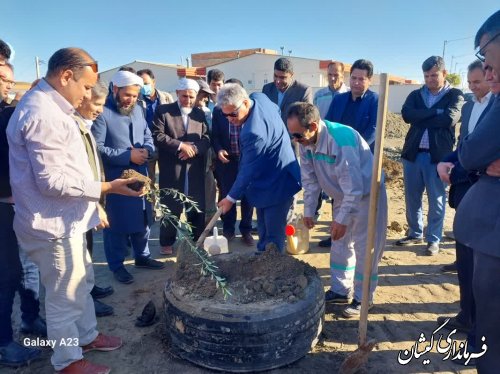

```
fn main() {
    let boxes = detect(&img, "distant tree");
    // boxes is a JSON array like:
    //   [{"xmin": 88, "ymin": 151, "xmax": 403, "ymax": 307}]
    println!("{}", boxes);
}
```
[{"xmin": 446, "ymin": 73, "xmax": 461, "ymax": 86}]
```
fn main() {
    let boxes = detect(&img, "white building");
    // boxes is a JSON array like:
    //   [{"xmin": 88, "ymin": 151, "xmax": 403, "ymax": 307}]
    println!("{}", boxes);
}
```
[
  {"xmin": 99, "ymin": 49, "xmax": 420, "ymax": 113},
  {"xmin": 98, "ymin": 61, "xmax": 185, "ymax": 97}
]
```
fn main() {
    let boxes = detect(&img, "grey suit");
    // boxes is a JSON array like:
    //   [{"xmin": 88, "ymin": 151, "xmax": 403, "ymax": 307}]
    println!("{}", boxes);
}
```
[
  {"xmin": 454, "ymin": 95, "xmax": 500, "ymax": 373},
  {"xmin": 262, "ymin": 80, "xmax": 313, "ymax": 124}
]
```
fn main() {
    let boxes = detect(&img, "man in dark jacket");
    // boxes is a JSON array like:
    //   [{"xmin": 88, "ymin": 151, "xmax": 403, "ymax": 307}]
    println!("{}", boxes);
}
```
[
  {"xmin": 262, "ymin": 57, "xmax": 313, "ymax": 125},
  {"xmin": 435, "ymin": 60, "xmax": 494, "ymax": 338},
  {"xmin": 0, "ymin": 60, "xmax": 42, "ymax": 368},
  {"xmin": 454, "ymin": 11, "xmax": 500, "ymax": 372},
  {"xmin": 396, "ymin": 56, "xmax": 464, "ymax": 255},
  {"xmin": 152, "ymin": 78, "xmax": 210, "ymax": 255}
]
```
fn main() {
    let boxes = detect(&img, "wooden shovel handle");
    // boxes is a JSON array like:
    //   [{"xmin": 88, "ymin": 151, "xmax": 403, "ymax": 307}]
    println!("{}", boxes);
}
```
[{"xmin": 195, "ymin": 207, "xmax": 224, "ymax": 248}]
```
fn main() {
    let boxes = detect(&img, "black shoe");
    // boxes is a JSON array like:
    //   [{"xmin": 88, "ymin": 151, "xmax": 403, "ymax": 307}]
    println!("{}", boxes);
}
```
[
  {"xmin": 135, "ymin": 257, "xmax": 164, "ymax": 270},
  {"xmin": 91, "ymin": 285, "xmax": 114, "ymax": 299},
  {"xmin": 223, "ymin": 232, "xmax": 235, "ymax": 241},
  {"xmin": 441, "ymin": 262, "xmax": 457, "ymax": 273},
  {"xmin": 436, "ymin": 315, "xmax": 471, "ymax": 334},
  {"xmin": 135, "ymin": 300, "xmax": 157, "ymax": 327},
  {"xmin": 94, "ymin": 299, "xmax": 114, "ymax": 317},
  {"xmin": 318, "ymin": 237, "xmax": 332, "ymax": 247},
  {"xmin": 0, "ymin": 341, "xmax": 41, "ymax": 367},
  {"xmin": 20, "ymin": 317, "xmax": 47, "ymax": 337},
  {"xmin": 324, "ymin": 290, "xmax": 351, "ymax": 304},
  {"xmin": 395, "ymin": 236, "xmax": 424, "ymax": 246},
  {"xmin": 113, "ymin": 267, "xmax": 134, "ymax": 284}
]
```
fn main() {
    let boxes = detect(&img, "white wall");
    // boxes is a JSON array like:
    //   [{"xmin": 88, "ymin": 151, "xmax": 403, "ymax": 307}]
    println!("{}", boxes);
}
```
[
  {"xmin": 209, "ymin": 54, "xmax": 323, "ymax": 91},
  {"xmin": 370, "ymin": 84, "xmax": 422, "ymax": 113},
  {"xmin": 99, "ymin": 62, "xmax": 180, "ymax": 97}
]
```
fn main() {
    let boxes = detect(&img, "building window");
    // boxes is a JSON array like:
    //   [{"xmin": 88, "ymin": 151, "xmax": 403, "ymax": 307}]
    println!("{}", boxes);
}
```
[
  {"xmin": 248, "ymin": 80, "xmax": 253, "ymax": 85},
  {"xmin": 263, "ymin": 79, "xmax": 268, "ymax": 84}
]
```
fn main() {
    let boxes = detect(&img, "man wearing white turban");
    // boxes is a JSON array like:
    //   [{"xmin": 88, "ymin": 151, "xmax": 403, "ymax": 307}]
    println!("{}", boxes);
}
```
[
  {"xmin": 152, "ymin": 78, "xmax": 210, "ymax": 255},
  {"xmin": 92, "ymin": 70, "xmax": 165, "ymax": 284}
]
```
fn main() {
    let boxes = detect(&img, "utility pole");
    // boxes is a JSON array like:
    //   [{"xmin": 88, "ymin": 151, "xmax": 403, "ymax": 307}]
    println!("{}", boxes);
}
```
[{"xmin": 442, "ymin": 36, "xmax": 473, "ymax": 67}]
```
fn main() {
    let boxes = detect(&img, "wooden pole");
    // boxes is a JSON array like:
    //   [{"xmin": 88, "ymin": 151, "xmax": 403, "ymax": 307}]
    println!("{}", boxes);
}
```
[{"xmin": 358, "ymin": 73, "xmax": 389, "ymax": 346}]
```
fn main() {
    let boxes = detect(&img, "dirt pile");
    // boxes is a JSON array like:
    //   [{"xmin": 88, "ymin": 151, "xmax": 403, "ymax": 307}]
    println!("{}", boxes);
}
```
[
  {"xmin": 173, "ymin": 244, "xmax": 317, "ymax": 304},
  {"xmin": 385, "ymin": 112, "xmax": 408, "ymax": 139},
  {"xmin": 382, "ymin": 156, "xmax": 403, "ymax": 186}
]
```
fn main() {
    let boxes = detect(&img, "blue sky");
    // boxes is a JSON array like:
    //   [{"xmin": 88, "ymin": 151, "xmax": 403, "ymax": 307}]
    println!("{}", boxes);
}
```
[{"xmin": 2, "ymin": 0, "xmax": 497, "ymax": 84}]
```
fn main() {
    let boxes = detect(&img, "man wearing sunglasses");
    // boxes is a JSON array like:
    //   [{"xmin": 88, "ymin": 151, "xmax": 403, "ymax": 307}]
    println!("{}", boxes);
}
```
[
  {"xmin": 217, "ymin": 84, "xmax": 301, "ymax": 254},
  {"xmin": 287, "ymin": 102, "xmax": 387, "ymax": 318},
  {"xmin": 453, "ymin": 10, "xmax": 500, "ymax": 373}
]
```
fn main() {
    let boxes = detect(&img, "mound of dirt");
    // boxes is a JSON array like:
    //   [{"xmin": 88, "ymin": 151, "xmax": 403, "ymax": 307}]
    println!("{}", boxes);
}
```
[
  {"xmin": 382, "ymin": 156, "xmax": 403, "ymax": 185},
  {"xmin": 385, "ymin": 112, "xmax": 408, "ymax": 139},
  {"xmin": 173, "ymin": 244, "xmax": 317, "ymax": 304}
]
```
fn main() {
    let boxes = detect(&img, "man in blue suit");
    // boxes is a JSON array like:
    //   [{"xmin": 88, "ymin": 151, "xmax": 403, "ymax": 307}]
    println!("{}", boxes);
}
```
[
  {"xmin": 92, "ymin": 71, "xmax": 164, "ymax": 284},
  {"xmin": 325, "ymin": 59, "xmax": 378, "ymax": 150},
  {"xmin": 454, "ymin": 10, "xmax": 500, "ymax": 372},
  {"xmin": 217, "ymin": 84, "xmax": 301, "ymax": 253},
  {"xmin": 211, "ymin": 78, "xmax": 254, "ymax": 246}
]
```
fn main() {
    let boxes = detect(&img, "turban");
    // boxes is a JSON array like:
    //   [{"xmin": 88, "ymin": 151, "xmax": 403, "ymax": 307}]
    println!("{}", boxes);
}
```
[
  {"xmin": 177, "ymin": 78, "xmax": 199, "ymax": 92},
  {"xmin": 111, "ymin": 70, "xmax": 143, "ymax": 88}
]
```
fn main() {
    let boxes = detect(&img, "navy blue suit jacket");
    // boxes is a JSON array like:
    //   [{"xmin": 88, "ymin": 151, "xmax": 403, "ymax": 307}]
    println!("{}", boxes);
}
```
[
  {"xmin": 211, "ymin": 106, "xmax": 231, "ymax": 154},
  {"xmin": 325, "ymin": 89, "xmax": 378, "ymax": 148},
  {"xmin": 454, "ymin": 95, "xmax": 500, "ymax": 257},
  {"xmin": 92, "ymin": 98, "xmax": 154, "ymax": 232},
  {"xmin": 228, "ymin": 93, "xmax": 301, "ymax": 208}
]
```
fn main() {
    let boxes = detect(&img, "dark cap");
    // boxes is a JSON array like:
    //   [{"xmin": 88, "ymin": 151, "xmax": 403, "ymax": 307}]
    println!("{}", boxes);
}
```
[{"xmin": 197, "ymin": 79, "xmax": 215, "ymax": 95}]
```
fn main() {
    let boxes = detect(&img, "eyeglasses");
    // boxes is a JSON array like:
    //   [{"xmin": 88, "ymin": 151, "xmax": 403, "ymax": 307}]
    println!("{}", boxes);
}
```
[
  {"xmin": 0, "ymin": 75, "xmax": 16, "ymax": 87},
  {"xmin": 222, "ymin": 101, "xmax": 243, "ymax": 117},
  {"xmin": 291, "ymin": 132, "xmax": 305, "ymax": 139},
  {"xmin": 475, "ymin": 32, "xmax": 500, "ymax": 62},
  {"xmin": 79, "ymin": 61, "xmax": 99, "ymax": 73}
]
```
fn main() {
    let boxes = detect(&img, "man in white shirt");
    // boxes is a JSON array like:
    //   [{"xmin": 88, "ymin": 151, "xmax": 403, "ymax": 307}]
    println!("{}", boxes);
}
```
[
  {"xmin": 313, "ymin": 61, "xmax": 349, "ymax": 119},
  {"xmin": 7, "ymin": 47, "xmax": 144, "ymax": 373}
]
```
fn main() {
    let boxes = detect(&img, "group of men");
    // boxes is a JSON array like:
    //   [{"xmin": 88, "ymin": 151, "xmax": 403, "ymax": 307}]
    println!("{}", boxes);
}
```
[{"xmin": 0, "ymin": 9, "xmax": 499, "ymax": 372}]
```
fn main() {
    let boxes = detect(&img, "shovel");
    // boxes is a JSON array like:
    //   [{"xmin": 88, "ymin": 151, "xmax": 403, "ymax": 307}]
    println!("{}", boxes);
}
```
[{"xmin": 339, "ymin": 73, "xmax": 389, "ymax": 374}]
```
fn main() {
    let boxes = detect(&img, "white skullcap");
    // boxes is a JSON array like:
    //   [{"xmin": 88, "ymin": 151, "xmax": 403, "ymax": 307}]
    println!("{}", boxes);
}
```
[
  {"xmin": 177, "ymin": 78, "xmax": 199, "ymax": 92},
  {"xmin": 111, "ymin": 70, "xmax": 143, "ymax": 88}
]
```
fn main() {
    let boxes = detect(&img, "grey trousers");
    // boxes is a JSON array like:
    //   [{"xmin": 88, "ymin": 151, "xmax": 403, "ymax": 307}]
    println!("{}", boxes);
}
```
[
  {"xmin": 330, "ymin": 187, "xmax": 388, "ymax": 302},
  {"xmin": 18, "ymin": 233, "xmax": 98, "ymax": 371}
]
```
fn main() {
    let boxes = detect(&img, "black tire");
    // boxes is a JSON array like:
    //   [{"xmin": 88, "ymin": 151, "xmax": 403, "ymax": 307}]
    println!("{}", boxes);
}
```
[{"xmin": 164, "ymin": 273, "xmax": 324, "ymax": 372}]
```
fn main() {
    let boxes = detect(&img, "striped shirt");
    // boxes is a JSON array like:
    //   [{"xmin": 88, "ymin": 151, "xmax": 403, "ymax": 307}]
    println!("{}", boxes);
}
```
[{"xmin": 6, "ymin": 79, "xmax": 101, "ymax": 240}]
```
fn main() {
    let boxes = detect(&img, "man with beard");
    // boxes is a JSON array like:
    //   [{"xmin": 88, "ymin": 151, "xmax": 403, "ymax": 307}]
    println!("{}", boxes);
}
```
[
  {"xmin": 92, "ymin": 70, "xmax": 164, "ymax": 285},
  {"xmin": 152, "ymin": 78, "xmax": 210, "ymax": 255}
]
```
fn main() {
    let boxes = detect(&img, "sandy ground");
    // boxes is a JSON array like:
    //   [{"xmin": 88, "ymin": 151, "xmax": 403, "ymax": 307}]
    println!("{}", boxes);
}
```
[{"xmin": 7, "ymin": 117, "xmax": 478, "ymax": 374}]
